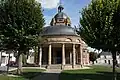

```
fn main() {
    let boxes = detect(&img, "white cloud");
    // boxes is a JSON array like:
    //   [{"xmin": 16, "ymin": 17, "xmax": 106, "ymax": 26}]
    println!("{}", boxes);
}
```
[{"xmin": 36, "ymin": 0, "xmax": 60, "ymax": 9}]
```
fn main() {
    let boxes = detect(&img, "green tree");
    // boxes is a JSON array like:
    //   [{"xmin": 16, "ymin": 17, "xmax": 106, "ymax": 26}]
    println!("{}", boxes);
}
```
[
  {"xmin": 0, "ymin": 0, "xmax": 45, "ymax": 74},
  {"xmin": 77, "ymin": 0, "xmax": 120, "ymax": 80},
  {"xmin": 89, "ymin": 52, "xmax": 98, "ymax": 64}
]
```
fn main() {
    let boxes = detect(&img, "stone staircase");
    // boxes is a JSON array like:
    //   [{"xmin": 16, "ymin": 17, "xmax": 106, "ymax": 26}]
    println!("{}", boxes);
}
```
[
  {"xmin": 48, "ymin": 64, "xmax": 62, "ymax": 69},
  {"xmin": 41, "ymin": 64, "xmax": 82, "ymax": 70}
]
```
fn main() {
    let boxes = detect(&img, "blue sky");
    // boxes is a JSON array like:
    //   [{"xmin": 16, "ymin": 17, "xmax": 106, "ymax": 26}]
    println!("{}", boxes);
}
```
[{"xmin": 36, "ymin": 0, "xmax": 91, "ymax": 26}]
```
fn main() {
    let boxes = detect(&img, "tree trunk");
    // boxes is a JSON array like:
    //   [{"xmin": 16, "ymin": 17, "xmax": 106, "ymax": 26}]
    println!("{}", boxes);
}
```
[
  {"xmin": 17, "ymin": 52, "xmax": 23, "ymax": 75},
  {"xmin": 0, "ymin": 51, "xmax": 2, "ymax": 66},
  {"xmin": 38, "ymin": 46, "xmax": 40, "ymax": 65},
  {"xmin": 34, "ymin": 46, "xmax": 38, "ymax": 64},
  {"xmin": 7, "ymin": 53, "xmax": 10, "ymax": 73},
  {"xmin": 24, "ymin": 54, "xmax": 27, "ymax": 65},
  {"xmin": 22, "ymin": 54, "xmax": 27, "ymax": 66},
  {"xmin": 112, "ymin": 51, "xmax": 117, "ymax": 80}
]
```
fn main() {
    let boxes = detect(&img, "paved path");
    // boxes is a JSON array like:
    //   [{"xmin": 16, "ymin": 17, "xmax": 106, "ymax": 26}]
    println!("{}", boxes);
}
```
[
  {"xmin": 0, "ymin": 66, "xmax": 17, "ymax": 72},
  {"xmin": 33, "ymin": 69, "xmax": 62, "ymax": 80}
]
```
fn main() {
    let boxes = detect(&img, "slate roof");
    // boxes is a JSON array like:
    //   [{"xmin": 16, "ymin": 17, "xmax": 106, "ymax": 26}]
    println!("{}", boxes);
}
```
[
  {"xmin": 42, "ymin": 25, "xmax": 78, "ymax": 36},
  {"xmin": 100, "ymin": 51, "xmax": 112, "ymax": 55}
]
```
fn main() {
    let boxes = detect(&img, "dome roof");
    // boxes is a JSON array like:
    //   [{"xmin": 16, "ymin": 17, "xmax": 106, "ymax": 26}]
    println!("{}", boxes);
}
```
[
  {"xmin": 50, "ymin": 5, "xmax": 71, "ymax": 26},
  {"xmin": 42, "ymin": 25, "xmax": 78, "ymax": 36},
  {"xmin": 43, "ymin": 4, "xmax": 77, "ymax": 36},
  {"xmin": 54, "ymin": 12, "xmax": 69, "ymax": 19}
]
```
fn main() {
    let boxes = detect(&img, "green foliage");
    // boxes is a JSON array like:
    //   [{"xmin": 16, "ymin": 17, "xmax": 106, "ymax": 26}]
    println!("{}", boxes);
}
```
[
  {"xmin": 0, "ymin": 0, "xmax": 45, "ymax": 74},
  {"xmin": 0, "ymin": 69, "xmax": 45, "ymax": 80},
  {"xmin": 77, "ymin": 0, "xmax": 120, "ymax": 51},
  {"xmin": 77, "ymin": 1, "xmax": 120, "ymax": 79},
  {"xmin": 60, "ymin": 66, "xmax": 120, "ymax": 80},
  {"xmin": 89, "ymin": 52, "xmax": 98, "ymax": 63},
  {"xmin": 0, "ymin": 0, "xmax": 45, "ymax": 51}
]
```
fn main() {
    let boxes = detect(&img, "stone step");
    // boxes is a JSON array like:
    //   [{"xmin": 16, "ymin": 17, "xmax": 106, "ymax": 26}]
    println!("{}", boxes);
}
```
[
  {"xmin": 49, "ymin": 65, "xmax": 62, "ymax": 69},
  {"xmin": 41, "ymin": 64, "xmax": 62, "ymax": 69},
  {"xmin": 41, "ymin": 64, "xmax": 82, "ymax": 69}
]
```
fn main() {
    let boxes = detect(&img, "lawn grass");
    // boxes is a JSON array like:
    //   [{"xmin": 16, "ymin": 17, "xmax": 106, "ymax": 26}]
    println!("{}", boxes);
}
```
[
  {"xmin": 60, "ymin": 65, "xmax": 120, "ymax": 80},
  {"xmin": 0, "ymin": 68, "xmax": 45, "ymax": 80},
  {"xmin": 0, "ymin": 75, "xmax": 24, "ymax": 80}
]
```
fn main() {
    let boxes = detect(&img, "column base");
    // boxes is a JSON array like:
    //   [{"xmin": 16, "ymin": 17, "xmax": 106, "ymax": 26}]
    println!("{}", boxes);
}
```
[
  {"xmin": 39, "ymin": 65, "xmax": 42, "ymax": 68},
  {"xmin": 61, "ymin": 65, "xmax": 65, "ymax": 70},
  {"xmin": 72, "ymin": 65, "xmax": 75, "ymax": 69},
  {"xmin": 81, "ymin": 64, "xmax": 84, "ymax": 68},
  {"xmin": 46, "ymin": 65, "xmax": 51, "ymax": 69}
]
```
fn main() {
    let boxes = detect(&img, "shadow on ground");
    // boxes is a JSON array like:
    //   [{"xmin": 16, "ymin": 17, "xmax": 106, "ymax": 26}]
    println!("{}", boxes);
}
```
[
  {"xmin": 59, "ymin": 71, "xmax": 120, "ymax": 80},
  {"xmin": 8, "ymin": 72, "xmax": 43, "ymax": 80},
  {"xmin": 10, "ymin": 72, "xmax": 60, "ymax": 80},
  {"xmin": 32, "ymin": 72, "xmax": 60, "ymax": 80},
  {"xmin": 21, "ymin": 72, "xmax": 42, "ymax": 79},
  {"xmin": 0, "ymin": 69, "xmax": 60, "ymax": 80}
]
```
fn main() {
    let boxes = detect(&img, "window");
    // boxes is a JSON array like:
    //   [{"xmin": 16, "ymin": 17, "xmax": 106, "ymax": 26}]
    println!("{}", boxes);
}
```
[
  {"xmin": 76, "ymin": 39, "xmax": 80, "ymax": 43},
  {"xmin": 2, "ymin": 56, "xmax": 5, "ymax": 63},
  {"xmin": 65, "ymin": 38, "xmax": 72, "ymax": 42},
  {"xmin": 57, "ymin": 19, "xmax": 64, "ymax": 22},
  {"xmin": 105, "ymin": 60, "xmax": 107, "ymax": 63},
  {"xmin": 83, "ymin": 50, "xmax": 86, "ymax": 52},
  {"xmin": 96, "ymin": 60, "xmax": 97, "ymax": 63},
  {"xmin": 108, "ymin": 60, "xmax": 110, "ymax": 64}
]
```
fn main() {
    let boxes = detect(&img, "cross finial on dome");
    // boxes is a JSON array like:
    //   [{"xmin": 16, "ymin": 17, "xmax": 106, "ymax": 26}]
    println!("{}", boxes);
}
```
[
  {"xmin": 58, "ymin": 0, "xmax": 64, "ymax": 12},
  {"xmin": 59, "ymin": 0, "xmax": 62, "ymax": 5}
]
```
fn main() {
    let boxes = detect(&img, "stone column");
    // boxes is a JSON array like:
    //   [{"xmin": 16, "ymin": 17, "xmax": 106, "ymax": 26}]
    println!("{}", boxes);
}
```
[
  {"xmin": 62, "ymin": 44, "xmax": 65, "ymax": 65},
  {"xmin": 76, "ymin": 50, "xmax": 78, "ymax": 64},
  {"xmin": 87, "ymin": 53, "xmax": 89, "ymax": 64},
  {"xmin": 39, "ymin": 46, "xmax": 42, "ymax": 67},
  {"xmin": 70, "ymin": 52, "xmax": 72, "ymax": 64},
  {"xmin": 48, "ymin": 44, "xmax": 52, "ymax": 66},
  {"xmin": 72, "ymin": 44, "xmax": 76, "ymax": 68},
  {"xmin": 80, "ymin": 44, "xmax": 83, "ymax": 66}
]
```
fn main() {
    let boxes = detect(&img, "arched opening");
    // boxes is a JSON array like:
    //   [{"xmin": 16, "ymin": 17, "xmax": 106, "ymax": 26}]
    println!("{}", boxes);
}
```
[
  {"xmin": 65, "ymin": 38, "xmax": 72, "ymax": 42},
  {"xmin": 76, "ymin": 39, "xmax": 80, "ymax": 43}
]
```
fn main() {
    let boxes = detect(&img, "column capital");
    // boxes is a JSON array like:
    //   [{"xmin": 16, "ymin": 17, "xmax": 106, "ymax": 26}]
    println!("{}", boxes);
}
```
[
  {"xmin": 61, "ymin": 43, "xmax": 65, "ymax": 45},
  {"xmin": 72, "ymin": 43, "xmax": 76, "ymax": 45},
  {"xmin": 48, "ymin": 43, "xmax": 52, "ymax": 45},
  {"xmin": 62, "ymin": 43, "xmax": 65, "ymax": 46}
]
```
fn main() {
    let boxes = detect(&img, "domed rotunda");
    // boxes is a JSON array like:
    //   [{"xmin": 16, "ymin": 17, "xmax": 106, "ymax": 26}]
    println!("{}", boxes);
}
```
[{"xmin": 39, "ymin": 5, "xmax": 89, "ymax": 69}]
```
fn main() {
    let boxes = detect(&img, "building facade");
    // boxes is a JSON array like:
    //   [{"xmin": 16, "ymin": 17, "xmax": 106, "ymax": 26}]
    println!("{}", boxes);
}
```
[
  {"xmin": 94, "ymin": 51, "xmax": 120, "ymax": 65},
  {"xmin": 0, "ymin": 51, "xmax": 16, "ymax": 66},
  {"xmin": 39, "ymin": 5, "xmax": 89, "ymax": 69}
]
